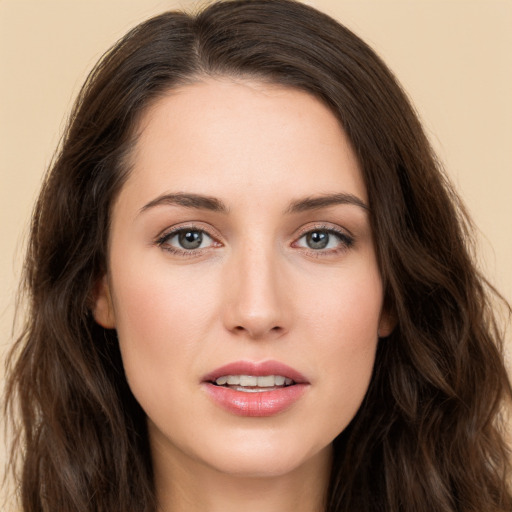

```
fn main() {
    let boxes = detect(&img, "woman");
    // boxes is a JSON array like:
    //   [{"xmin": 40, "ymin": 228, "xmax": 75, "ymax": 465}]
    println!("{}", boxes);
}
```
[{"xmin": 4, "ymin": 0, "xmax": 511, "ymax": 511}]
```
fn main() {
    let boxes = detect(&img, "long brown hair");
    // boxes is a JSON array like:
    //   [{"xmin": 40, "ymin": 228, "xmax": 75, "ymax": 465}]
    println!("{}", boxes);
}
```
[{"xmin": 4, "ymin": 1, "xmax": 511, "ymax": 510}]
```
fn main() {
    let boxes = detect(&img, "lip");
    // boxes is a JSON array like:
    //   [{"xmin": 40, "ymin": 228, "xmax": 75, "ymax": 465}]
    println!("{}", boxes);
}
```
[
  {"xmin": 202, "ymin": 360, "xmax": 309, "ymax": 384},
  {"xmin": 202, "ymin": 360, "xmax": 309, "ymax": 417}
]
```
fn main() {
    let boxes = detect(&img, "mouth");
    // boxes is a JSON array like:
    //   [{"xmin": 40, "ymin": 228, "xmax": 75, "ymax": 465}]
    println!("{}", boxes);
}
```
[
  {"xmin": 202, "ymin": 360, "xmax": 309, "ymax": 417},
  {"xmin": 210, "ymin": 374, "xmax": 295, "ymax": 392}
]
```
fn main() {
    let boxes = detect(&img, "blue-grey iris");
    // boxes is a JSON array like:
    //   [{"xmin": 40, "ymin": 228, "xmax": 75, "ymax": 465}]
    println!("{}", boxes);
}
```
[
  {"xmin": 179, "ymin": 230, "xmax": 203, "ymax": 249},
  {"xmin": 306, "ymin": 231, "xmax": 329, "ymax": 249}
]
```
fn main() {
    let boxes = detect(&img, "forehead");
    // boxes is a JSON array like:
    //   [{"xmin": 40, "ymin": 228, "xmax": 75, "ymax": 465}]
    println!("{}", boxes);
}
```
[{"xmin": 120, "ymin": 78, "xmax": 366, "ymax": 210}]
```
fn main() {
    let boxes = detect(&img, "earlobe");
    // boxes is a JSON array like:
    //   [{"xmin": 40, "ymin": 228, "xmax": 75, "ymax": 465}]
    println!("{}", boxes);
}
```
[
  {"xmin": 92, "ymin": 275, "xmax": 116, "ymax": 329},
  {"xmin": 377, "ymin": 310, "xmax": 397, "ymax": 339}
]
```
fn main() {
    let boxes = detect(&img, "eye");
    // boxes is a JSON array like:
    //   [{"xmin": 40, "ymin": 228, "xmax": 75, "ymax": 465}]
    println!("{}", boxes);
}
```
[
  {"xmin": 158, "ymin": 228, "xmax": 215, "ymax": 252},
  {"xmin": 295, "ymin": 228, "xmax": 353, "ymax": 252}
]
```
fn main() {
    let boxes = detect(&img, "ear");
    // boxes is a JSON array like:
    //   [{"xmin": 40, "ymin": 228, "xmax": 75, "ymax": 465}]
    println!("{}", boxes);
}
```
[
  {"xmin": 92, "ymin": 275, "xmax": 116, "ymax": 329},
  {"xmin": 377, "ymin": 309, "xmax": 397, "ymax": 339}
]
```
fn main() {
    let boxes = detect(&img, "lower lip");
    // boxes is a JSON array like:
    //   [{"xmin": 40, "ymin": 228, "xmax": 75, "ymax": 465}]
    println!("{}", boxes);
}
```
[{"xmin": 203, "ymin": 383, "xmax": 308, "ymax": 417}]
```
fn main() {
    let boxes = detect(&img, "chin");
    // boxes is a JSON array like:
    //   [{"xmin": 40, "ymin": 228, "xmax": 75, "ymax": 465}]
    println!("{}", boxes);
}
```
[{"xmin": 189, "ymin": 428, "xmax": 333, "ymax": 479}]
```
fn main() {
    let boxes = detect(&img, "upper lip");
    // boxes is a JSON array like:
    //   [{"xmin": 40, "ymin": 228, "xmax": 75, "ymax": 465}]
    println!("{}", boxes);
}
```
[{"xmin": 202, "ymin": 360, "xmax": 309, "ymax": 384}]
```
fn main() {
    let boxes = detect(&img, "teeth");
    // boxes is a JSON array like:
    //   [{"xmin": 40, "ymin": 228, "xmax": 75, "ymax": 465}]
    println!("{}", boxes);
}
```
[
  {"xmin": 214, "ymin": 374, "xmax": 294, "ymax": 387},
  {"xmin": 240, "ymin": 375, "xmax": 257, "ymax": 386},
  {"xmin": 257, "ymin": 375, "xmax": 274, "ymax": 387}
]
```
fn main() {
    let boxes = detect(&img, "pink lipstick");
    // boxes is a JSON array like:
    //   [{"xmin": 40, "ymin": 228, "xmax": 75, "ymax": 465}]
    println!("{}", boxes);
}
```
[{"xmin": 202, "ymin": 360, "xmax": 309, "ymax": 417}]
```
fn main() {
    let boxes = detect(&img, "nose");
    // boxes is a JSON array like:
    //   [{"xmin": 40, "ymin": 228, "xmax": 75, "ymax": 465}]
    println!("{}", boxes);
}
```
[{"xmin": 222, "ymin": 244, "xmax": 290, "ymax": 340}]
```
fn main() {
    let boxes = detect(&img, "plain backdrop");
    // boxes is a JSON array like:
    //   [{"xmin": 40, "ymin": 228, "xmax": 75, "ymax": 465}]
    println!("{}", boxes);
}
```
[{"xmin": 1, "ymin": 0, "xmax": 511, "ymax": 504}]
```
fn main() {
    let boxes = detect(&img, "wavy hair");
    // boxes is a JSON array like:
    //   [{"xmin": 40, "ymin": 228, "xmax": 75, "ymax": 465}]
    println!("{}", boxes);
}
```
[{"xmin": 4, "ymin": 1, "xmax": 511, "ymax": 510}]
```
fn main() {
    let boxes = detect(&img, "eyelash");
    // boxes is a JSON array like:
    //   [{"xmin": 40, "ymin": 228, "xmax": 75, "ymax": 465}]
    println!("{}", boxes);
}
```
[
  {"xmin": 293, "ymin": 224, "xmax": 355, "ymax": 257},
  {"xmin": 155, "ymin": 224, "xmax": 219, "ymax": 258},
  {"xmin": 155, "ymin": 223, "xmax": 355, "ymax": 258}
]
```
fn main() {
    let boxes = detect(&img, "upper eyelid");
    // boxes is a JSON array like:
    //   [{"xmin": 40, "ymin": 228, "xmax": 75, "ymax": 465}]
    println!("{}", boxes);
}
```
[
  {"xmin": 155, "ymin": 226, "xmax": 219, "ymax": 256},
  {"xmin": 154, "ymin": 221, "xmax": 355, "ymax": 247},
  {"xmin": 156, "ymin": 222, "xmax": 221, "ymax": 242},
  {"xmin": 162, "ymin": 228, "xmax": 213, "ymax": 242},
  {"xmin": 295, "ymin": 227, "xmax": 354, "ymax": 244},
  {"xmin": 294, "ymin": 221, "xmax": 354, "ymax": 238}
]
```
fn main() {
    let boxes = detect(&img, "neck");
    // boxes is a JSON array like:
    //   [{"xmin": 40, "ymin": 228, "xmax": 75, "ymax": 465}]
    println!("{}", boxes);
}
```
[{"xmin": 152, "ymin": 443, "xmax": 332, "ymax": 512}]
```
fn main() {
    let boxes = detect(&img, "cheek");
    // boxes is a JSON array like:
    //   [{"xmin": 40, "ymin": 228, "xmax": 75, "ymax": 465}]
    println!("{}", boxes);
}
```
[
  {"xmin": 108, "ymin": 255, "xmax": 220, "ymax": 403},
  {"xmin": 297, "ymin": 260, "xmax": 382, "ymax": 428},
  {"xmin": 302, "ymin": 257, "xmax": 383, "ymax": 348},
  {"xmin": 112, "ymin": 250, "xmax": 219, "ymax": 334}
]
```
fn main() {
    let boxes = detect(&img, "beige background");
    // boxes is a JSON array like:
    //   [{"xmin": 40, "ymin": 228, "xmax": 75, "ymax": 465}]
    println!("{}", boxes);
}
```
[{"xmin": 1, "ymin": 0, "xmax": 511, "ymax": 505}]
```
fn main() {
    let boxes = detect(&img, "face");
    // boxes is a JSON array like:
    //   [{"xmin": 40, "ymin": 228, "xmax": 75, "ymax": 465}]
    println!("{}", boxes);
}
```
[{"xmin": 94, "ymin": 78, "xmax": 393, "ymax": 479}]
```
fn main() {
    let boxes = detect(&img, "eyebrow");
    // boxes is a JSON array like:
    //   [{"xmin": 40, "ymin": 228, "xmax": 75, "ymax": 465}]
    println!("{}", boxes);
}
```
[
  {"xmin": 140, "ymin": 192, "xmax": 230, "ymax": 214},
  {"xmin": 285, "ymin": 193, "xmax": 369, "ymax": 214},
  {"xmin": 139, "ymin": 191, "xmax": 369, "ymax": 216}
]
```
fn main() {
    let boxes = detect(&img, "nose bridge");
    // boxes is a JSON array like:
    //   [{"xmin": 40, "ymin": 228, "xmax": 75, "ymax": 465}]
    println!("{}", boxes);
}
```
[{"xmin": 223, "ymin": 238, "xmax": 287, "ymax": 338}]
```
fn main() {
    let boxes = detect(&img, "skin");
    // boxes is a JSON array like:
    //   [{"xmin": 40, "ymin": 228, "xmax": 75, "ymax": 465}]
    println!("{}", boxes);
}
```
[{"xmin": 94, "ymin": 78, "xmax": 394, "ymax": 512}]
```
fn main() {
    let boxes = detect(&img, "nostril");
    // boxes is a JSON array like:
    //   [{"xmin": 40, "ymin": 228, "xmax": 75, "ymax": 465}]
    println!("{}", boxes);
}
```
[{"xmin": 231, "ymin": 324, "xmax": 284, "ymax": 337}]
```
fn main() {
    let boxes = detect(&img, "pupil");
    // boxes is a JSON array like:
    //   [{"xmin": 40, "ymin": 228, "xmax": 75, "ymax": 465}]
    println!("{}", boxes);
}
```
[
  {"xmin": 307, "ymin": 231, "xmax": 329, "ymax": 249},
  {"xmin": 179, "ymin": 230, "xmax": 202, "ymax": 249}
]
